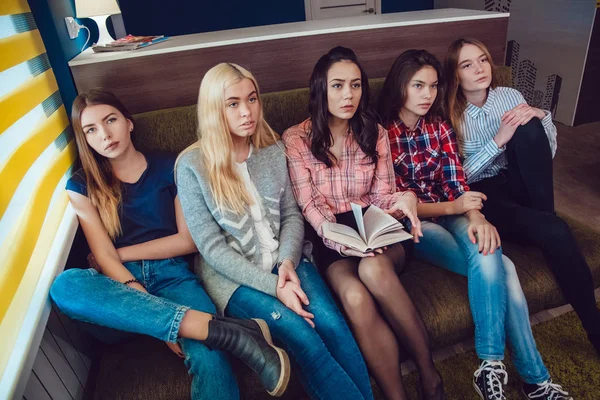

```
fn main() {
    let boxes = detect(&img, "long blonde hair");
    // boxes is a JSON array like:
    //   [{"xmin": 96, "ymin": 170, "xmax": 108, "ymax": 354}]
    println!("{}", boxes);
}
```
[
  {"xmin": 444, "ymin": 38, "xmax": 498, "ymax": 149},
  {"xmin": 71, "ymin": 89, "xmax": 133, "ymax": 239},
  {"xmin": 178, "ymin": 63, "xmax": 279, "ymax": 214}
]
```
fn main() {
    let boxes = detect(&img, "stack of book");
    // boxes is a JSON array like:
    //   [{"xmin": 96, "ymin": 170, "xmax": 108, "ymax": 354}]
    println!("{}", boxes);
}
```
[{"xmin": 92, "ymin": 35, "xmax": 170, "ymax": 53}]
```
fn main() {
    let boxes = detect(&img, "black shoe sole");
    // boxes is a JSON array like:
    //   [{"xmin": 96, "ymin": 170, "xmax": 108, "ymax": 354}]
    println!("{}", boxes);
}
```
[
  {"xmin": 521, "ymin": 387, "xmax": 573, "ymax": 400},
  {"xmin": 252, "ymin": 319, "xmax": 290, "ymax": 397}
]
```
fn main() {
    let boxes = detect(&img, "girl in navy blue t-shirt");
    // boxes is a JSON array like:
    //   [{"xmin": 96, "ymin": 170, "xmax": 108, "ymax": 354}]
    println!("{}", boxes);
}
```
[{"xmin": 49, "ymin": 89, "xmax": 290, "ymax": 399}]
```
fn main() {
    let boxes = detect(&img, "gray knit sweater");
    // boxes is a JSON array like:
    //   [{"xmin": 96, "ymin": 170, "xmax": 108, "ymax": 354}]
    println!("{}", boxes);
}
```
[{"xmin": 176, "ymin": 142, "xmax": 305, "ymax": 314}]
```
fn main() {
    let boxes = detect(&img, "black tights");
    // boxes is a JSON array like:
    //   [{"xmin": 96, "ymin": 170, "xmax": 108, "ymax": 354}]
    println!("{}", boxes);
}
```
[
  {"xmin": 471, "ymin": 118, "xmax": 600, "ymax": 336},
  {"xmin": 325, "ymin": 244, "xmax": 443, "ymax": 400}
]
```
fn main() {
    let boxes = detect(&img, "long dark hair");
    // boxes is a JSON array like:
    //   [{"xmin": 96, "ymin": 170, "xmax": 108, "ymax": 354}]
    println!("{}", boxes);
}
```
[
  {"xmin": 379, "ymin": 49, "xmax": 445, "ymax": 128},
  {"xmin": 307, "ymin": 46, "xmax": 379, "ymax": 167},
  {"xmin": 72, "ymin": 89, "xmax": 134, "ymax": 239}
]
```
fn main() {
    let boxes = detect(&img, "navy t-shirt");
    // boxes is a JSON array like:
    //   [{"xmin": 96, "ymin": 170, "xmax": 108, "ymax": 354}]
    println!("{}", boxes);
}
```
[{"xmin": 66, "ymin": 152, "xmax": 178, "ymax": 249}]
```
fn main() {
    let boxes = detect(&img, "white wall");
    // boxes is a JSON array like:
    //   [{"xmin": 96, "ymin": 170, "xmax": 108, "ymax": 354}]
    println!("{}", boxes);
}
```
[{"xmin": 435, "ymin": 0, "xmax": 597, "ymax": 125}]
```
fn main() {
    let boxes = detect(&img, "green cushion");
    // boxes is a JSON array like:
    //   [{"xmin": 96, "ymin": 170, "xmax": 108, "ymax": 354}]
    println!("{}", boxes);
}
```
[
  {"xmin": 98, "ymin": 64, "xmax": 600, "ymax": 399},
  {"xmin": 132, "ymin": 105, "xmax": 197, "ymax": 154},
  {"xmin": 131, "ymin": 67, "xmax": 512, "ymax": 151},
  {"xmin": 399, "ymin": 214, "xmax": 600, "ymax": 350}
]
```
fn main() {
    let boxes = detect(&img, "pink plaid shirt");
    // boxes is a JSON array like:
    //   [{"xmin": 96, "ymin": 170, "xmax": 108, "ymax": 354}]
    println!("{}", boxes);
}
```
[{"xmin": 283, "ymin": 119, "xmax": 406, "ymax": 253}]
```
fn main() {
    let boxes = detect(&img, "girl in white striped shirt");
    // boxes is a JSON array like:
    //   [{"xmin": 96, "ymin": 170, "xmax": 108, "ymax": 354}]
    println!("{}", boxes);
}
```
[{"xmin": 444, "ymin": 38, "xmax": 584, "ymax": 400}]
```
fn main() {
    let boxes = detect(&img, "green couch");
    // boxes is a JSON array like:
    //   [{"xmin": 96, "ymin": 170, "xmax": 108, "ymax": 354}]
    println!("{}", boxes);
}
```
[{"xmin": 91, "ymin": 67, "xmax": 600, "ymax": 399}]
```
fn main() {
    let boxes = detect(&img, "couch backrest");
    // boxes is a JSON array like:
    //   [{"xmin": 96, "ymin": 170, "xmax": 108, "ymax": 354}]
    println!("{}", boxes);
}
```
[{"xmin": 132, "ymin": 67, "xmax": 512, "ymax": 154}]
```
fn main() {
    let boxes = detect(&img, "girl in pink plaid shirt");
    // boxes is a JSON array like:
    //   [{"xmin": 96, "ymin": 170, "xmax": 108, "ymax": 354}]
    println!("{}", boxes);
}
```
[{"xmin": 283, "ymin": 46, "xmax": 444, "ymax": 400}]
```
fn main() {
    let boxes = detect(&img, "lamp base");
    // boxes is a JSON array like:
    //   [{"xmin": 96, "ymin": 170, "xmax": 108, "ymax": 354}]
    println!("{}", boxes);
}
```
[{"xmin": 90, "ymin": 15, "xmax": 115, "ymax": 46}]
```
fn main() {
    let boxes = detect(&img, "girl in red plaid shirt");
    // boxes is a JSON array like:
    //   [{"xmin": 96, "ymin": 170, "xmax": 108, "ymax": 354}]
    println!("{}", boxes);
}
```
[
  {"xmin": 380, "ymin": 49, "xmax": 570, "ymax": 400},
  {"xmin": 283, "ymin": 46, "xmax": 444, "ymax": 400}
]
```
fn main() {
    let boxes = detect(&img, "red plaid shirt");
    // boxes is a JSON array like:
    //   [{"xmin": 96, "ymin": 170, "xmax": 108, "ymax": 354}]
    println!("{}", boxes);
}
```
[
  {"xmin": 386, "ymin": 117, "xmax": 469, "ymax": 203},
  {"xmin": 283, "ymin": 119, "xmax": 407, "ymax": 253}
]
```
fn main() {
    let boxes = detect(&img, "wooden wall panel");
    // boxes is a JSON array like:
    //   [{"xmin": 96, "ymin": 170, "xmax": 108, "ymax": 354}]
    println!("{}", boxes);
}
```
[
  {"xmin": 47, "ymin": 308, "xmax": 93, "ymax": 372},
  {"xmin": 39, "ymin": 331, "xmax": 84, "ymax": 399},
  {"xmin": 22, "ymin": 372, "xmax": 51, "ymax": 400},
  {"xmin": 30, "ymin": 349, "xmax": 73, "ymax": 399},
  {"xmin": 21, "ymin": 308, "xmax": 98, "ymax": 400},
  {"xmin": 71, "ymin": 18, "xmax": 508, "ymax": 114}
]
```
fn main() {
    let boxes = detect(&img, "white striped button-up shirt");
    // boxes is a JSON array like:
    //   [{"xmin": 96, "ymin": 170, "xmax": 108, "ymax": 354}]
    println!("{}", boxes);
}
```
[{"xmin": 460, "ymin": 86, "xmax": 557, "ymax": 184}]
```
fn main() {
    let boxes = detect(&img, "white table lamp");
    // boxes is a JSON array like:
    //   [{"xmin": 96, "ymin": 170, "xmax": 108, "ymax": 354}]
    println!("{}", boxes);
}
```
[{"xmin": 75, "ymin": 0, "xmax": 121, "ymax": 46}]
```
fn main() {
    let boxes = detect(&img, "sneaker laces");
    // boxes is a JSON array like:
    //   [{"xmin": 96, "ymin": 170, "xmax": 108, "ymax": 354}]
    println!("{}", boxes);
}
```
[
  {"xmin": 526, "ymin": 380, "xmax": 572, "ymax": 399},
  {"xmin": 474, "ymin": 360, "xmax": 508, "ymax": 400}
]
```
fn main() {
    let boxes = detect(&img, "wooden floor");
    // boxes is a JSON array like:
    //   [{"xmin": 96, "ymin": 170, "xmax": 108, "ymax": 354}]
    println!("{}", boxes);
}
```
[{"xmin": 553, "ymin": 121, "xmax": 600, "ymax": 228}]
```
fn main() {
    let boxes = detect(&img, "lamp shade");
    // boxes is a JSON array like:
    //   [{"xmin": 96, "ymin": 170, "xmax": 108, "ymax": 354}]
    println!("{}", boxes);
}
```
[{"xmin": 75, "ymin": 0, "xmax": 121, "ymax": 18}]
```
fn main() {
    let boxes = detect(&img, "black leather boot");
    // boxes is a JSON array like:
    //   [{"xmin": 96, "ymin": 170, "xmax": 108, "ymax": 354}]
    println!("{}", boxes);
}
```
[{"xmin": 203, "ymin": 315, "xmax": 290, "ymax": 397}]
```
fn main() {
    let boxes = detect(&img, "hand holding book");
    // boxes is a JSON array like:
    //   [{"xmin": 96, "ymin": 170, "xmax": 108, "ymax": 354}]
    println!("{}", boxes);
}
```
[
  {"xmin": 384, "ymin": 191, "xmax": 423, "ymax": 243},
  {"xmin": 322, "ymin": 204, "xmax": 413, "ymax": 254},
  {"xmin": 339, "ymin": 244, "xmax": 387, "ymax": 258}
]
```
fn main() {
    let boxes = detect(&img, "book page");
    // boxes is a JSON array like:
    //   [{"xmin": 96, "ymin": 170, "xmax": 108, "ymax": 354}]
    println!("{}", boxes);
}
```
[
  {"xmin": 370, "ymin": 230, "xmax": 413, "ymax": 249},
  {"xmin": 351, "ymin": 203, "xmax": 367, "ymax": 242},
  {"xmin": 322, "ymin": 222, "xmax": 368, "ymax": 253},
  {"xmin": 363, "ymin": 205, "xmax": 404, "ymax": 243}
]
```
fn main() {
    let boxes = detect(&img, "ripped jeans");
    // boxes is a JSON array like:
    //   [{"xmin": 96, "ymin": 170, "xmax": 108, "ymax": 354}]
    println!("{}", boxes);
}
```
[
  {"xmin": 50, "ymin": 257, "xmax": 238, "ymax": 400},
  {"xmin": 413, "ymin": 215, "xmax": 549, "ymax": 384},
  {"xmin": 226, "ymin": 258, "xmax": 373, "ymax": 400}
]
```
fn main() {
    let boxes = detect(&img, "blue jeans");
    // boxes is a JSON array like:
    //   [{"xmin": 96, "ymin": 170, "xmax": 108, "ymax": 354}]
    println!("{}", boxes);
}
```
[
  {"xmin": 413, "ymin": 215, "xmax": 550, "ymax": 384},
  {"xmin": 226, "ymin": 258, "xmax": 373, "ymax": 400},
  {"xmin": 50, "ymin": 257, "xmax": 239, "ymax": 400}
]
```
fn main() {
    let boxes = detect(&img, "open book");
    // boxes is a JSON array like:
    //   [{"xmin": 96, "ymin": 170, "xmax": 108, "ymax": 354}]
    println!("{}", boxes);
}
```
[{"xmin": 322, "ymin": 203, "xmax": 413, "ymax": 253}]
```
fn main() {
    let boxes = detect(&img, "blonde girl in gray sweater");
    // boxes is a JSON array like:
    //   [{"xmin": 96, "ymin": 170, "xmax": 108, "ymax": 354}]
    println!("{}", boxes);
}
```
[{"xmin": 176, "ymin": 63, "xmax": 373, "ymax": 400}]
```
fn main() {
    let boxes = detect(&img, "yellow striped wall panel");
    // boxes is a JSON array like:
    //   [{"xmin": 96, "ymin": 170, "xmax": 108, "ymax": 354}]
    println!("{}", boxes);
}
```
[
  {"xmin": 0, "ymin": 69, "xmax": 58, "ymax": 135},
  {"xmin": 0, "ymin": 0, "xmax": 30, "ymax": 16},
  {"xmin": 0, "ymin": 106, "xmax": 70, "ymax": 218},
  {"xmin": 0, "ymin": 141, "xmax": 76, "ymax": 323},
  {"xmin": 0, "ymin": 193, "xmax": 69, "ymax": 380},
  {"xmin": 0, "ymin": 30, "xmax": 46, "ymax": 73},
  {"xmin": 0, "ymin": 1, "xmax": 80, "ymax": 394}
]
